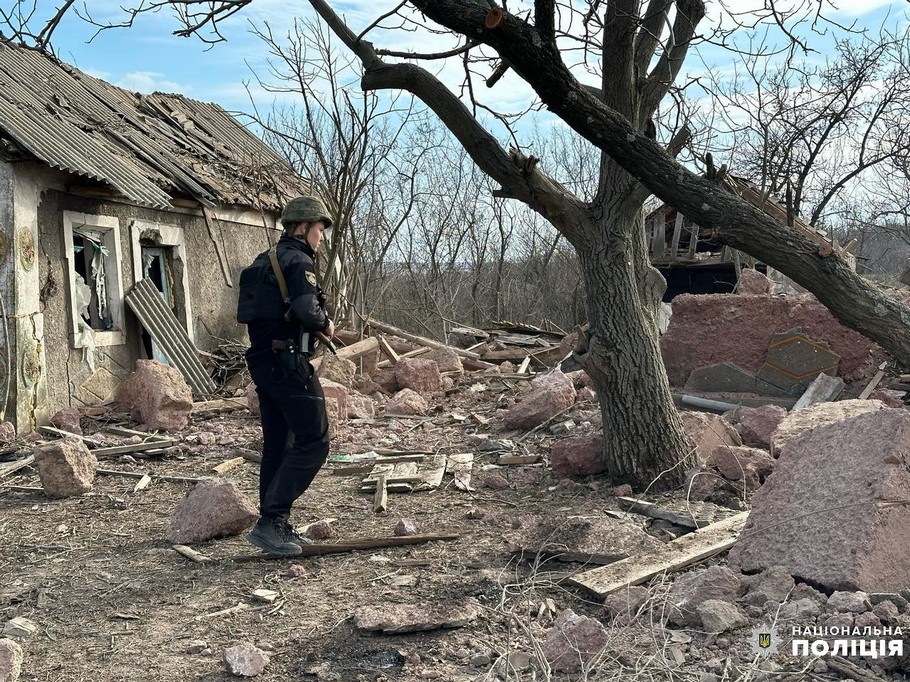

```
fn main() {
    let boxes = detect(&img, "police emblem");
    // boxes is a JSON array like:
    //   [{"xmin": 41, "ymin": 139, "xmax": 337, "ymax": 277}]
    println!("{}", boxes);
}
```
[
  {"xmin": 750, "ymin": 623, "xmax": 781, "ymax": 657},
  {"xmin": 305, "ymin": 271, "xmax": 317, "ymax": 286}
]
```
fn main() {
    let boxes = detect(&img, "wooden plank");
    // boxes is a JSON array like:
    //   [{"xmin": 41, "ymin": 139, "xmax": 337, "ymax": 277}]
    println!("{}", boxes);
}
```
[
  {"xmin": 231, "ymin": 533, "xmax": 460, "ymax": 561},
  {"xmin": 858, "ymin": 362, "xmax": 888, "ymax": 401},
  {"xmin": 420, "ymin": 453, "xmax": 447, "ymax": 488},
  {"xmin": 91, "ymin": 441, "xmax": 181, "ymax": 457},
  {"xmin": 374, "ymin": 455, "xmax": 425, "ymax": 464},
  {"xmin": 516, "ymin": 356, "xmax": 531, "ymax": 375},
  {"xmin": 38, "ymin": 426, "xmax": 105, "ymax": 446},
  {"xmin": 447, "ymin": 453, "xmax": 474, "ymax": 491},
  {"xmin": 669, "ymin": 212, "xmax": 684, "ymax": 260},
  {"xmin": 104, "ymin": 426, "xmax": 177, "ymax": 444},
  {"xmin": 566, "ymin": 512, "xmax": 749, "ymax": 598},
  {"xmin": 367, "ymin": 319, "xmax": 482, "ymax": 360},
  {"xmin": 687, "ymin": 223, "xmax": 700, "ymax": 260},
  {"xmin": 650, "ymin": 216, "xmax": 665, "ymax": 259},
  {"xmin": 792, "ymin": 373, "xmax": 845, "ymax": 409},
  {"xmin": 361, "ymin": 476, "xmax": 424, "ymax": 486},
  {"xmin": 0, "ymin": 455, "xmax": 35, "ymax": 480},
  {"xmin": 202, "ymin": 207, "xmax": 233, "ymax": 287},
  {"xmin": 374, "ymin": 474, "xmax": 388, "ymax": 513},
  {"xmin": 96, "ymin": 469, "xmax": 207, "ymax": 484},
  {"xmin": 377, "ymin": 335, "xmax": 400, "ymax": 364},
  {"xmin": 336, "ymin": 336, "xmax": 380, "ymax": 361},
  {"xmin": 212, "ymin": 457, "xmax": 246, "ymax": 476},
  {"xmin": 377, "ymin": 346, "xmax": 431, "ymax": 368},
  {"xmin": 497, "ymin": 454, "xmax": 542, "ymax": 466},
  {"xmin": 191, "ymin": 399, "xmax": 247, "ymax": 413}
]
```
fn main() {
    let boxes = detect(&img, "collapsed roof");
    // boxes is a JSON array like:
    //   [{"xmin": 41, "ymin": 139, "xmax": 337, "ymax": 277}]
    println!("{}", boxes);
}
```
[{"xmin": 0, "ymin": 40, "xmax": 307, "ymax": 211}]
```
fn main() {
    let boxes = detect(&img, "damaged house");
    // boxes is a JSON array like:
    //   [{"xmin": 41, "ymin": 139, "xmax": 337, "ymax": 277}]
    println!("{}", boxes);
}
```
[
  {"xmin": 0, "ymin": 41, "xmax": 307, "ymax": 432},
  {"xmin": 647, "ymin": 175, "xmax": 855, "ymax": 299}
]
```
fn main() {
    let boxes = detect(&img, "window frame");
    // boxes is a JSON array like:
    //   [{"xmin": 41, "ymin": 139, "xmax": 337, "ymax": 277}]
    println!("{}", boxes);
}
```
[{"xmin": 62, "ymin": 211, "xmax": 126, "ymax": 348}]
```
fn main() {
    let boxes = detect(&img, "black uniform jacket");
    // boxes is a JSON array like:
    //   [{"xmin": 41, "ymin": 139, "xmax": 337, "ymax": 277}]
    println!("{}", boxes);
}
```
[{"xmin": 238, "ymin": 236, "xmax": 330, "ymax": 368}]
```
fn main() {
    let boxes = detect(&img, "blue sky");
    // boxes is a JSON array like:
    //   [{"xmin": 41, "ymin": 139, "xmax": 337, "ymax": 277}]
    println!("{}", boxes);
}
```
[{"xmin": 38, "ymin": 0, "xmax": 910, "ymax": 120}]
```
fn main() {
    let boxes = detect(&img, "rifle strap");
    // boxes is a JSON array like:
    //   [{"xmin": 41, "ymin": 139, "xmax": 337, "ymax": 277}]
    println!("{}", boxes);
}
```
[{"xmin": 268, "ymin": 245, "xmax": 291, "ymax": 304}]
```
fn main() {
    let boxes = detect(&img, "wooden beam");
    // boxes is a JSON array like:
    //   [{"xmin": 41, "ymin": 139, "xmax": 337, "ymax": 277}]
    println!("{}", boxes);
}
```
[
  {"xmin": 566, "ymin": 512, "xmax": 749, "ymax": 598},
  {"xmin": 858, "ymin": 362, "xmax": 888, "ymax": 400},
  {"xmin": 231, "ymin": 532, "xmax": 459, "ymax": 561},
  {"xmin": 38, "ymin": 427, "xmax": 105, "ymax": 446},
  {"xmin": 669, "ymin": 212, "xmax": 684, "ymax": 260},
  {"xmin": 335, "ymin": 336, "xmax": 380, "ymax": 361},
  {"xmin": 687, "ymin": 223, "xmax": 700, "ymax": 260},
  {"xmin": 377, "ymin": 346, "xmax": 432, "ymax": 368},
  {"xmin": 373, "ymin": 474, "xmax": 388, "ymax": 513},
  {"xmin": 0, "ymin": 455, "xmax": 35, "ymax": 480},
  {"xmin": 367, "ymin": 319, "xmax": 482, "ymax": 360},
  {"xmin": 616, "ymin": 497, "xmax": 703, "ymax": 529},
  {"xmin": 377, "ymin": 335, "xmax": 400, "ymax": 364},
  {"xmin": 191, "ymin": 399, "xmax": 247, "ymax": 413},
  {"xmin": 516, "ymin": 356, "xmax": 531, "ymax": 375},
  {"xmin": 90, "ymin": 441, "xmax": 180, "ymax": 458},
  {"xmin": 97, "ymin": 469, "xmax": 207, "ymax": 484}
]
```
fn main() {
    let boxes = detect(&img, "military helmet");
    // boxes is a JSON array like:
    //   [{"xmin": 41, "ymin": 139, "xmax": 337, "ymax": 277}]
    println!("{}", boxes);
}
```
[{"xmin": 280, "ymin": 195, "xmax": 333, "ymax": 229}]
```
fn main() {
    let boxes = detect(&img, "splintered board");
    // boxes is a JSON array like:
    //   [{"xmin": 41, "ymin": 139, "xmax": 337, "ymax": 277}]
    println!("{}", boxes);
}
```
[
  {"xmin": 360, "ymin": 460, "xmax": 421, "ymax": 493},
  {"xmin": 446, "ymin": 453, "xmax": 474, "ymax": 491},
  {"xmin": 358, "ymin": 452, "xmax": 473, "ymax": 494},
  {"xmin": 566, "ymin": 511, "xmax": 749, "ymax": 598}
]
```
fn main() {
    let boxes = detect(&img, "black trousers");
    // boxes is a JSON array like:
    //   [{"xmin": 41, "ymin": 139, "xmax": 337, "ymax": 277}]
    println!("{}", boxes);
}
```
[{"xmin": 249, "ymin": 356, "xmax": 330, "ymax": 520}]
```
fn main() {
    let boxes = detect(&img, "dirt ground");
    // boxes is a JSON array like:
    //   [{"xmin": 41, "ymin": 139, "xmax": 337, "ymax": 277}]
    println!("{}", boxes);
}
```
[{"xmin": 0, "ymin": 374, "xmax": 905, "ymax": 681}]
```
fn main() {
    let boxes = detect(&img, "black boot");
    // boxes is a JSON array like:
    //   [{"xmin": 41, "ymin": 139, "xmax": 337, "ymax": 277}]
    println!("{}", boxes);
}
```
[
  {"xmin": 278, "ymin": 520, "xmax": 314, "ymax": 548},
  {"xmin": 247, "ymin": 517, "xmax": 303, "ymax": 556}
]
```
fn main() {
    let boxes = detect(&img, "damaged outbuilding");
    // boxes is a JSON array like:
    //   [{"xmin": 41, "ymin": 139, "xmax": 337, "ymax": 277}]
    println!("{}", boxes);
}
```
[{"xmin": 0, "ymin": 41, "xmax": 308, "ymax": 432}]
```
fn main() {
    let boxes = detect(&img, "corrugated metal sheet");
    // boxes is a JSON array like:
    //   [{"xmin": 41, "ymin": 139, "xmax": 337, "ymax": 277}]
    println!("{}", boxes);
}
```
[
  {"xmin": 0, "ymin": 42, "xmax": 307, "ymax": 210},
  {"xmin": 125, "ymin": 278, "xmax": 217, "ymax": 397}
]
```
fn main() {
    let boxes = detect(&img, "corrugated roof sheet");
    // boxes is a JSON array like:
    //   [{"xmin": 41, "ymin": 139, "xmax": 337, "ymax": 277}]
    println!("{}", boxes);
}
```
[{"xmin": 0, "ymin": 41, "xmax": 307, "ymax": 210}]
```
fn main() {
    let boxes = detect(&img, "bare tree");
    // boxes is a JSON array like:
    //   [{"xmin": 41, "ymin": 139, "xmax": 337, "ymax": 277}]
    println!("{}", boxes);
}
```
[
  {"xmin": 705, "ymin": 28, "xmax": 910, "ymax": 228},
  {"xmin": 245, "ymin": 19, "xmax": 422, "ymax": 325}
]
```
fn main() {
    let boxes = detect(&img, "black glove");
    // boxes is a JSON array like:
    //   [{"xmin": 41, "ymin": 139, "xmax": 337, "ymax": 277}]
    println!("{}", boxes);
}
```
[{"xmin": 316, "ymin": 290, "xmax": 327, "ymax": 309}]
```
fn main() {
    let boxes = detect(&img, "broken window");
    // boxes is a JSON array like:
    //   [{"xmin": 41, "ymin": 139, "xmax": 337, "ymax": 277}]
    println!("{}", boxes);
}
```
[
  {"xmin": 63, "ymin": 212, "xmax": 126, "ymax": 348},
  {"xmin": 72, "ymin": 229, "xmax": 113, "ymax": 330}
]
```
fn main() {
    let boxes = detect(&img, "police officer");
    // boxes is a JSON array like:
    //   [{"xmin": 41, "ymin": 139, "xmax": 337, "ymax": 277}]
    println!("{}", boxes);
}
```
[{"xmin": 236, "ymin": 196, "xmax": 335, "ymax": 555}]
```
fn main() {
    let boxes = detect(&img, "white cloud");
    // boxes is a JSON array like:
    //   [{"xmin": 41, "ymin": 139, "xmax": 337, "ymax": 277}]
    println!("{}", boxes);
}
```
[{"xmin": 115, "ymin": 71, "xmax": 190, "ymax": 94}]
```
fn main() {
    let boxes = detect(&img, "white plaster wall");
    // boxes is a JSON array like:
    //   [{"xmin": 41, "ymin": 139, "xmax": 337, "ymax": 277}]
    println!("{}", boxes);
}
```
[{"xmin": 10, "ymin": 163, "xmax": 63, "ymax": 430}]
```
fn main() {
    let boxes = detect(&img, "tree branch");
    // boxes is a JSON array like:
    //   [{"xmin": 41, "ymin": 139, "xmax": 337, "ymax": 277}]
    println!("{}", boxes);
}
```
[
  {"xmin": 534, "ymin": 0, "xmax": 555, "ymax": 43},
  {"xmin": 634, "ymin": 0, "xmax": 672, "ymax": 76},
  {"xmin": 309, "ymin": 0, "xmax": 588, "ymax": 244},
  {"xmin": 407, "ymin": 0, "xmax": 910, "ymax": 367},
  {"xmin": 639, "ymin": 0, "xmax": 705, "ymax": 118}
]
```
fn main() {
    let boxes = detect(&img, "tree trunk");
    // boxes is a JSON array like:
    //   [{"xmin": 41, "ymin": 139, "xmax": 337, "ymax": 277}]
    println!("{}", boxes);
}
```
[{"xmin": 578, "ymin": 209, "xmax": 690, "ymax": 490}]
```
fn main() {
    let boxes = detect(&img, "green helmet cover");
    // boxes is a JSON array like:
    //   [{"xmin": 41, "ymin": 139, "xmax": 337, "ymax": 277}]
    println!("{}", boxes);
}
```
[{"xmin": 281, "ymin": 195, "xmax": 333, "ymax": 229}]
